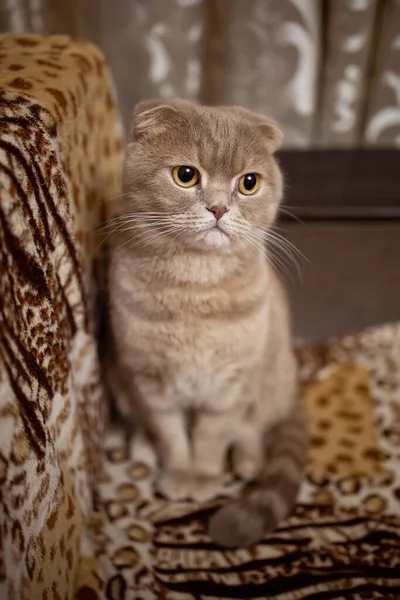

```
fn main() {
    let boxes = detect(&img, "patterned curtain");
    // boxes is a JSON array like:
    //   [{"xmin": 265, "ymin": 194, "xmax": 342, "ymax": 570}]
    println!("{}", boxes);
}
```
[{"xmin": 1, "ymin": 0, "xmax": 399, "ymax": 148}]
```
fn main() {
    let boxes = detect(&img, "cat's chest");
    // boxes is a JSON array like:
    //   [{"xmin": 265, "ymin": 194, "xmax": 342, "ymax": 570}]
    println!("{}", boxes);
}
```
[
  {"xmin": 125, "ymin": 295, "xmax": 269, "ymax": 407},
  {"xmin": 137, "ymin": 316, "xmax": 268, "ymax": 409},
  {"xmin": 111, "ymin": 253, "xmax": 271, "ymax": 406},
  {"xmin": 129, "ymin": 307, "xmax": 268, "ymax": 361}
]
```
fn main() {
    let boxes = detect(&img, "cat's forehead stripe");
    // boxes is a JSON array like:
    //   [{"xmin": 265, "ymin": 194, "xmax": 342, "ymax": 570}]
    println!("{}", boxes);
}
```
[{"xmin": 189, "ymin": 113, "xmax": 263, "ymax": 176}]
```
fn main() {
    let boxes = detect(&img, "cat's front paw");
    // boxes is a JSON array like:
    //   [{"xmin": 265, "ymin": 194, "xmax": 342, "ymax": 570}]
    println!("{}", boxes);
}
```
[
  {"xmin": 233, "ymin": 446, "xmax": 262, "ymax": 482},
  {"xmin": 233, "ymin": 455, "xmax": 261, "ymax": 481},
  {"xmin": 189, "ymin": 474, "xmax": 224, "ymax": 503},
  {"xmin": 130, "ymin": 430, "xmax": 157, "ymax": 468},
  {"xmin": 157, "ymin": 470, "xmax": 192, "ymax": 501}
]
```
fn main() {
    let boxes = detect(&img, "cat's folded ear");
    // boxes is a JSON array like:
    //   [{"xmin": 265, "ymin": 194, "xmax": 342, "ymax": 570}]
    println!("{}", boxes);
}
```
[
  {"xmin": 131, "ymin": 99, "xmax": 178, "ymax": 139},
  {"xmin": 220, "ymin": 105, "xmax": 283, "ymax": 154},
  {"xmin": 257, "ymin": 118, "xmax": 283, "ymax": 154},
  {"xmin": 131, "ymin": 99, "xmax": 190, "ymax": 140}
]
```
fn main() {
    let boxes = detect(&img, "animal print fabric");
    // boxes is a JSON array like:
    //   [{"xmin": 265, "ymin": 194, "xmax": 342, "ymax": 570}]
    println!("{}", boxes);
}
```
[
  {"xmin": 85, "ymin": 324, "xmax": 400, "ymax": 600},
  {"xmin": 0, "ymin": 34, "xmax": 124, "ymax": 599}
]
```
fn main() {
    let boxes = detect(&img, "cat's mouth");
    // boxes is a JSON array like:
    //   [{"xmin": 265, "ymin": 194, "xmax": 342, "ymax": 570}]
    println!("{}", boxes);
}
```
[
  {"xmin": 205, "ymin": 221, "xmax": 226, "ymax": 236},
  {"xmin": 198, "ymin": 222, "xmax": 230, "ymax": 249},
  {"xmin": 213, "ymin": 220, "xmax": 230, "ymax": 236}
]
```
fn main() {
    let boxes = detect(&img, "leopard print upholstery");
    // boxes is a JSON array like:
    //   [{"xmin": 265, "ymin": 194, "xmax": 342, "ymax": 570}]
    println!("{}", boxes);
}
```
[
  {"xmin": 0, "ymin": 34, "xmax": 123, "ymax": 599},
  {"xmin": 85, "ymin": 324, "xmax": 400, "ymax": 599}
]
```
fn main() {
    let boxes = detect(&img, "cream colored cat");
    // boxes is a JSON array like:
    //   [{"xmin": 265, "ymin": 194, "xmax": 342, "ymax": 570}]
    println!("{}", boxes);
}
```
[{"xmin": 107, "ymin": 99, "xmax": 308, "ymax": 547}]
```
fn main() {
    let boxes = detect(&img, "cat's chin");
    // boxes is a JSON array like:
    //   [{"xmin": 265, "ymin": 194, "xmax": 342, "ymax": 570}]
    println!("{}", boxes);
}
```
[{"xmin": 197, "ymin": 228, "xmax": 231, "ymax": 250}]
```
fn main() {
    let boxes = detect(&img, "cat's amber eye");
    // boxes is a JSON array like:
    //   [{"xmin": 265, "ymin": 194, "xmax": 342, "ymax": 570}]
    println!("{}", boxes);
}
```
[
  {"xmin": 172, "ymin": 166, "xmax": 200, "ymax": 188},
  {"xmin": 238, "ymin": 173, "xmax": 261, "ymax": 195}
]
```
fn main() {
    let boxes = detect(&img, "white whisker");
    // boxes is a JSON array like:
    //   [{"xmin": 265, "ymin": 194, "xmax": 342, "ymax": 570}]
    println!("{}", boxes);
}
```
[
  {"xmin": 263, "ymin": 234, "xmax": 302, "ymax": 279},
  {"xmin": 279, "ymin": 207, "xmax": 305, "ymax": 225},
  {"xmin": 267, "ymin": 229, "xmax": 309, "ymax": 263},
  {"xmin": 230, "ymin": 220, "xmax": 303, "ymax": 283},
  {"xmin": 103, "ymin": 191, "xmax": 132, "ymax": 204},
  {"xmin": 116, "ymin": 225, "xmax": 178, "ymax": 251},
  {"xmin": 98, "ymin": 222, "xmax": 169, "ymax": 249},
  {"xmin": 117, "ymin": 222, "xmax": 185, "ymax": 255}
]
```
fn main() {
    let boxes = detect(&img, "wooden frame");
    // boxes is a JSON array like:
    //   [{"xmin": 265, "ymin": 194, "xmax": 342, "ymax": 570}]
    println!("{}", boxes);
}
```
[{"xmin": 278, "ymin": 150, "xmax": 400, "ymax": 220}]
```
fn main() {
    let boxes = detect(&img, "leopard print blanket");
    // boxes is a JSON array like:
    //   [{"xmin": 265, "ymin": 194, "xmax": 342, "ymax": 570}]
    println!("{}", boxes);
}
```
[
  {"xmin": 85, "ymin": 324, "xmax": 400, "ymax": 600},
  {"xmin": 0, "ymin": 34, "xmax": 123, "ymax": 599},
  {"xmin": 1, "ymin": 33, "xmax": 400, "ymax": 600}
]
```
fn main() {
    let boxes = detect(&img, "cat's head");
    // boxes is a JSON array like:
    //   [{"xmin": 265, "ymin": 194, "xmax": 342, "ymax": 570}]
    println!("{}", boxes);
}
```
[{"xmin": 123, "ymin": 99, "xmax": 283, "ymax": 253}]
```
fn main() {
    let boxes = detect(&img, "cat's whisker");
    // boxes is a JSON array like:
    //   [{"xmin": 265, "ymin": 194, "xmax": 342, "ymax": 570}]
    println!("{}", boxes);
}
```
[
  {"xmin": 102, "ymin": 191, "xmax": 132, "ymax": 204},
  {"xmin": 97, "ymin": 221, "xmax": 138, "ymax": 247},
  {"xmin": 236, "ymin": 229, "xmax": 266, "ymax": 257},
  {"xmin": 99, "ymin": 214, "xmax": 199, "ymax": 236},
  {"xmin": 106, "ymin": 210, "xmax": 166, "ymax": 218},
  {"xmin": 231, "ymin": 226, "xmax": 265, "ymax": 253},
  {"xmin": 112, "ymin": 211, "xmax": 193, "ymax": 219},
  {"xmin": 97, "ymin": 211, "xmax": 203, "ymax": 251},
  {"xmin": 270, "ymin": 224, "xmax": 290, "ymax": 234},
  {"xmin": 263, "ymin": 236, "xmax": 302, "ymax": 282},
  {"xmin": 137, "ymin": 228, "xmax": 185, "ymax": 254},
  {"xmin": 244, "ymin": 230, "xmax": 295, "ymax": 281},
  {"xmin": 255, "ymin": 226, "xmax": 308, "ymax": 268},
  {"xmin": 263, "ymin": 232, "xmax": 305, "ymax": 283},
  {"xmin": 98, "ymin": 223, "xmax": 161, "ymax": 239},
  {"xmin": 232, "ymin": 223, "xmax": 301, "ymax": 282},
  {"xmin": 168, "ymin": 226, "xmax": 188, "ymax": 248},
  {"xmin": 100, "ymin": 219, "xmax": 175, "ymax": 235},
  {"xmin": 99, "ymin": 215, "xmax": 175, "ymax": 229},
  {"xmin": 252, "ymin": 237, "xmax": 294, "ymax": 281},
  {"xmin": 267, "ymin": 229, "xmax": 309, "ymax": 264},
  {"xmin": 268, "ymin": 252, "xmax": 295, "ymax": 284},
  {"xmin": 97, "ymin": 222, "xmax": 173, "ymax": 249},
  {"xmin": 114, "ymin": 224, "xmax": 179, "ymax": 252},
  {"xmin": 237, "ymin": 236, "xmax": 252, "ymax": 260},
  {"xmin": 249, "ymin": 225, "xmax": 306, "ymax": 268},
  {"xmin": 97, "ymin": 218, "xmax": 180, "ymax": 247},
  {"xmin": 120, "ymin": 232, "xmax": 167, "ymax": 255},
  {"xmin": 119, "ymin": 224, "xmax": 185, "ymax": 255},
  {"xmin": 263, "ymin": 233, "xmax": 301, "ymax": 267},
  {"xmin": 278, "ymin": 207, "xmax": 305, "ymax": 225},
  {"xmin": 98, "ymin": 213, "xmax": 170, "ymax": 227}
]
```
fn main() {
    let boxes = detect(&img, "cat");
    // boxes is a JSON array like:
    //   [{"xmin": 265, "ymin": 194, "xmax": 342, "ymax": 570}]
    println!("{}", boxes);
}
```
[{"xmin": 107, "ymin": 98, "xmax": 308, "ymax": 547}]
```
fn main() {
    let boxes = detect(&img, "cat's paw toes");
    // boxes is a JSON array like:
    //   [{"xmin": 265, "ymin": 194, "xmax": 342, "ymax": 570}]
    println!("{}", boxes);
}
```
[
  {"xmin": 233, "ymin": 454, "xmax": 261, "ymax": 481},
  {"xmin": 130, "ymin": 431, "xmax": 157, "ymax": 468},
  {"xmin": 189, "ymin": 474, "xmax": 223, "ymax": 503},
  {"xmin": 157, "ymin": 470, "xmax": 191, "ymax": 501}
]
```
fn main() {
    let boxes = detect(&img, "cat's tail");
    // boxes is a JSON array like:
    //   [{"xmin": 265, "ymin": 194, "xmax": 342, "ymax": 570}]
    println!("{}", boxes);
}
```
[{"xmin": 208, "ymin": 403, "xmax": 308, "ymax": 547}]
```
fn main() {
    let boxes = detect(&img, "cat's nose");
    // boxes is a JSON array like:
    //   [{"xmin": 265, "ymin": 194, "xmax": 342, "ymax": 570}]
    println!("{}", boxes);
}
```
[{"xmin": 207, "ymin": 205, "xmax": 228, "ymax": 221}]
